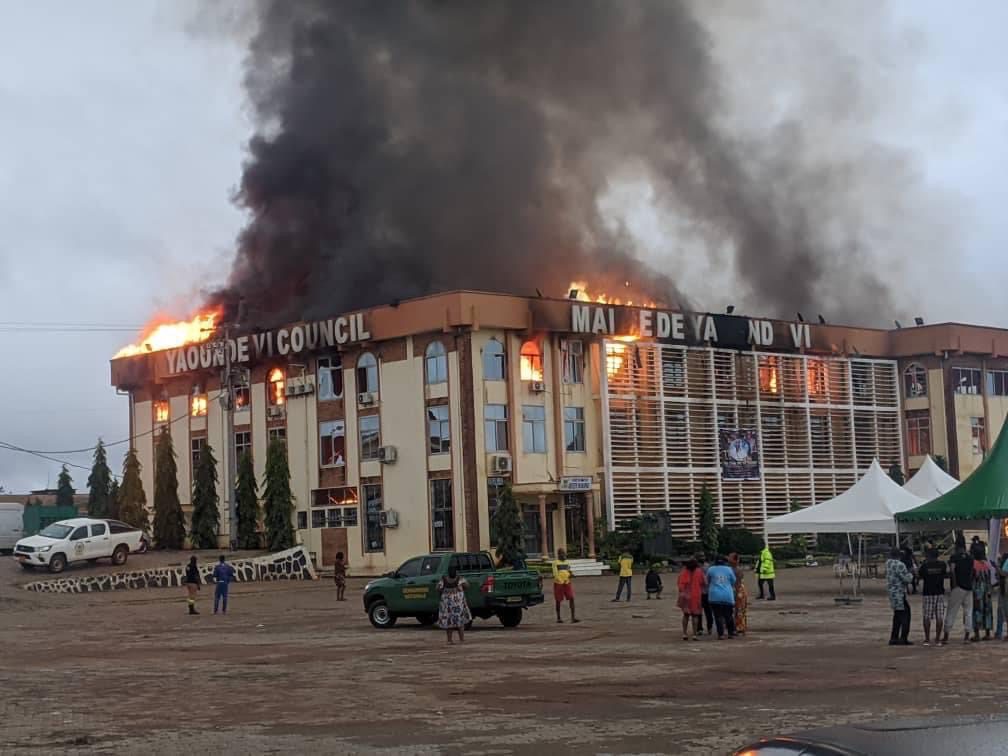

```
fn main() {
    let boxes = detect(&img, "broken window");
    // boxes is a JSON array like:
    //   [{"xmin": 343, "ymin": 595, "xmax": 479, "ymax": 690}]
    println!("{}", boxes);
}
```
[
  {"xmin": 317, "ymin": 356, "xmax": 343, "ymax": 401},
  {"xmin": 268, "ymin": 368, "xmax": 285, "ymax": 406},
  {"xmin": 357, "ymin": 353, "xmax": 379, "ymax": 394},
  {"xmin": 520, "ymin": 340, "xmax": 544, "ymax": 382}
]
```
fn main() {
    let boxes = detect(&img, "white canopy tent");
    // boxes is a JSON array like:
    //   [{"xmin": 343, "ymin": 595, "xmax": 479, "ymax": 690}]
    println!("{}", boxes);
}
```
[
  {"xmin": 765, "ymin": 460, "xmax": 925, "ymax": 535},
  {"xmin": 903, "ymin": 455, "xmax": 960, "ymax": 501}
]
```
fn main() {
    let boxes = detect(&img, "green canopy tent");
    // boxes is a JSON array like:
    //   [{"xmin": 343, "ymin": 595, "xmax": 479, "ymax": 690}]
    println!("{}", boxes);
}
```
[{"xmin": 896, "ymin": 422, "xmax": 1008, "ymax": 532}]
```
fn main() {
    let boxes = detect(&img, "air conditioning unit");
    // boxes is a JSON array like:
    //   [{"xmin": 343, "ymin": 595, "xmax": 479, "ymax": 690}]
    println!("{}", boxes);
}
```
[
  {"xmin": 492, "ymin": 454, "xmax": 512, "ymax": 474},
  {"xmin": 378, "ymin": 445, "xmax": 398, "ymax": 464},
  {"xmin": 285, "ymin": 381, "xmax": 315, "ymax": 398},
  {"xmin": 530, "ymin": 380, "xmax": 546, "ymax": 393},
  {"xmin": 358, "ymin": 391, "xmax": 376, "ymax": 406},
  {"xmin": 379, "ymin": 509, "xmax": 399, "ymax": 528},
  {"xmin": 267, "ymin": 406, "xmax": 285, "ymax": 418}
]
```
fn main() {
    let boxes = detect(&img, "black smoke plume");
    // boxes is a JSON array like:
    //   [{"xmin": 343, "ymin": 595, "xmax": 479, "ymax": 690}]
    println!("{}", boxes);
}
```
[{"xmin": 211, "ymin": 1, "xmax": 937, "ymax": 325}]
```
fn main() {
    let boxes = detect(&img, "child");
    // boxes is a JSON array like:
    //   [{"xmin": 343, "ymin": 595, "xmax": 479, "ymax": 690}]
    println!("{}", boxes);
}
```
[
  {"xmin": 333, "ymin": 551, "xmax": 347, "ymax": 602},
  {"xmin": 645, "ymin": 564, "xmax": 663, "ymax": 599}
]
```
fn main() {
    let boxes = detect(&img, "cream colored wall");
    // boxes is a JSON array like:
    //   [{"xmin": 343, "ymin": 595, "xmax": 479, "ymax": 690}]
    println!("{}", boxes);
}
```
[
  {"xmin": 169, "ymin": 395, "xmax": 191, "ymax": 510},
  {"xmin": 364, "ymin": 354, "xmax": 429, "ymax": 573},
  {"xmin": 927, "ymin": 368, "xmax": 948, "ymax": 461},
  {"xmin": 556, "ymin": 337, "xmax": 602, "ymax": 477},
  {"xmin": 955, "ymin": 393, "xmax": 986, "ymax": 478},
  {"xmin": 133, "ymin": 399, "xmax": 154, "ymax": 526},
  {"xmin": 989, "ymin": 398, "xmax": 1008, "ymax": 451},
  {"xmin": 446, "ymin": 350, "xmax": 467, "ymax": 550},
  {"xmin": 285, "ymin": 381, "xmax": 317, "ymax": 549}
]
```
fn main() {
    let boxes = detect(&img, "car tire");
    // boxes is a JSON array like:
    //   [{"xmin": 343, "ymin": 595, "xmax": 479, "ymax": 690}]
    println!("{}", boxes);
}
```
[
  {"xmin": 49, "ymin": 553, "xmax": 67, "ymax": 574},
  {"xmin": 112, "ymin": 545, "xmax": 129, "ymax": 566},
  {"xmin": 417, "ymin": 613, "xmax": 438, "ymax": 627},
  {"xmin": 498, "ymin": 608, "xmax": 523, "ymax": 628},
  {"xmin": 368, "ymin": 600, "xmax": 397, "ymax": 629}
]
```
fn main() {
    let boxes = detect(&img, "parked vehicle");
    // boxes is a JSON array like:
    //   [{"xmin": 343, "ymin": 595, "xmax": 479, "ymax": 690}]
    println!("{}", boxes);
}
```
[
  {"xmin": 363, "ymin": 551, "xmax": 544, "ymax": 629},
  {"xmin": 13, "ymin": 518, "xmax": 145, "ymax": 573},
  {"xmin": 0, "ymin": 503, "xmax": 24, "ymax": 552}
]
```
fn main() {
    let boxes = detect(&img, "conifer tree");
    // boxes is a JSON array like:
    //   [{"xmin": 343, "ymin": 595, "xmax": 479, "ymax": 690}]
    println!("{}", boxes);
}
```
[
  {"xmin": 235, "ymin": 451, "xmax": 260, "ymax": 549},
  {"xmin": 492, "ymin": 484, "xmax": 525, "ymax": 567},
  {"xmin": 108, "ymin": 478, "xmax": 121, "ymax": 520},
  {"xmin": 118, "ymin": 448, "xmax": 148, "ymax": 532},
  {"xmin": 87, "ymin": 439, "xmax": 112, "ymax": 518},
  {"xmin": 697, "ymin": 483, "xmax": 719, "ymax": 557},
  {"xmin": 887, "ymin": 462, "xmax": 905, "ymax": 486},
  {"xmin": 189, "ymin": 443, "xmax": 220, "ymax": 549},
  {"xmin": 262, "ymin": 438, "xmax": 294, "ymax": 551},
  {"xmin": 55, "ymin": 465, "xmax": 75, "ymax": 509},
  {"xmin": 152, "ymin": 428, "xmax": 185, "ymax": 549}
]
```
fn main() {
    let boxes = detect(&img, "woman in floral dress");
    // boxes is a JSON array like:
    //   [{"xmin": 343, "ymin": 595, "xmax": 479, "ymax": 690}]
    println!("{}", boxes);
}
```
[
  {"xmin": 729, "ymin": 553, "xmax": 749, "ymax": 635},
  {"xmin": 437, "ymin": 564, "xmax": 472, "ymax": 644},
  {"xmin": 972, "ymin": 544, "xmax": 994, "ymax": 641}
]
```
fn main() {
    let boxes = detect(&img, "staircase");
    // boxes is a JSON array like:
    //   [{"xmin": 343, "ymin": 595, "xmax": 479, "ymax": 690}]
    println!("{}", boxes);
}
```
[{"xmin": 567, "ymin": 558, "xmax": 611, "ymax": 577}]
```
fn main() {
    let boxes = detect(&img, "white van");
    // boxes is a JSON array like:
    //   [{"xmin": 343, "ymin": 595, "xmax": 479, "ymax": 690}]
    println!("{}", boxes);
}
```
[{"xmin": 0, "ymin": 502, "xmax": 24, "ymax": 552}]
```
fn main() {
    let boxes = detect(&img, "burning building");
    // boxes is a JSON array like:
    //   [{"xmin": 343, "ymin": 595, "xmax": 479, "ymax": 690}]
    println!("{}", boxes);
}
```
[{"xmin": 110, "ymin": 290, "xmax": 1008, "ymax": 573}]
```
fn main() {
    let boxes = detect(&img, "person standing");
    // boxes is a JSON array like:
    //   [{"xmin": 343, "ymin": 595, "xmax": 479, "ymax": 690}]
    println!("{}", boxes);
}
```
[
  {"xmin": 972, "ymin": 543, "xmax": 994, "ymax": 642},
  {"xmin": 333, "ymin": 551, "xmax": 348, "ymax": 602},
  {"xmin": 728, "ymin": 553, "xmax": 749, "ymax": 635},
  {"xmin": 612, "ymin": 551, "xmax": 634, "ymax": 602},
  {"xmin": 645, "ymin": 564, "xmax": 663, "ymax": 599},
  {"xmin": 900, "ymin": 543, "xmax": 918, "ymax": 594},
  {"xmin": 677, "ymin": 557, "xmax": 705, "ymax": 640},
  {"xmin": 552, "ymin": 548, "xmax": 580, "ymax": 624},
  {"xmin": 997, "ymin": 552, "xmax": 1008, "ymax": 640},
  {"xmin": 943, "ymin": 536, "xmax": 974, "ymax": 644},
  {"xmin": 212, "ymin": 554, "xmax": 237, "ymax": 615},
  {"xmin": 918, "ymin": 547, "xmax": 948, "ymax": 646},
  {"xmin": 706, "ymin": 556, "xmax": 737, "ymax": 639},
  {"xmin": 698, "ymin": 555, "xmax": 714, "ymax": 636},
  {"xmin": 756, "ymin": 544, "xmax": 776, "ymax": 601},
  {"xmin": 437, "ymin": 564, "xmax": 472, "ymax": 645},
  {"xmin": 184, "ymin": 555, "xmax": 201, "ymax": 616},
  {"xmin": 886, "ymin": 548, "xmax": 913, "ymax": 646}
]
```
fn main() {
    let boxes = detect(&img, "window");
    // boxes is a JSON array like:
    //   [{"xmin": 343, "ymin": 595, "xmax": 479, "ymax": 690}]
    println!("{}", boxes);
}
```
[
  {"xmin": 317, "ymin": 356, "xmax": 343, "ymax": 400},
  {"xmin": 971, "ymin": 417, "xmax": 987, "ymax": 456},
  {"xmin": 234, "ymin": 385, "xmax": 250, "ymax": 410},
  {"xmin": 357, "ymin": 353, "xmax": 379, "ymax": 394},
  {"xmin": 561, "ymin": 339, "xmax": 583, "ymax": 384},
  {"xmin": 154, "ymin": 401, "xmax": 169, "ymax": 423},
  {"xmin": 564, "ymin": 407, "xmax": 586, "ymax": 452},
  {"xmin": 320, "ymin": 420, "xmax": 346, "ymax": 467},
  {"xmin": 397, "ymin": 558, "xmax": 424, "ymax": 578},
  {"xmin": 522, "ymin": 405, "xmax": 547, "ymax": 453},
  {"xmin": 268, "ymin": 367, "xmax": 286, "ymax": 406},
  {"xmin": 662, "ymin": 351, "xmax": 686, "ymax": 388},
  {"xmin": 988, "ymin": 370, "xmax": 1008, "ymax": 397},
  {"xmin": 327, "ymin": 508, "xmax": 342, "ymax": 527},
  {"xmin": 484, "ymin": 405, "xmax": 509, "ymax": 452},
  {"xmin": 70, "ymin": 526, "xmax": 88, "ymax": 541},
  {"xmin": 520, "ymin": 340, "xmax": 544, "ymax": 382},
  {"xmin": 90, "ymin": 523, "xmax": 106, "ymax": 537},
  {"xmin": 108, "ymin": 521, "xmax": 135, "ymax": 534},
  {"xmin": 954, "ymin": 367, "xmax": 982, "ymax": 395},
  {"xmin": 759, "ymin": 357, "xmax": 780, "ymax": 395},
  {"xmin": 430, "ymin": 478, "xmax": 454, "ymax": 551},
  {"xmin": 191, "ymin": 386, "xmax": 208, "ymax": 417},
  {"xmin": 268, "ymin": 427, "xmax": 287, "ymax": 446},
  {"xmin": 342, "ymin": 506, "xmax": 358, "ymax": 526},
  {"xmin": 235, "ymin": 431, "xmax": 252, "ymax": 461},
  {"xmin": 313, "ymin": 487, "xmax": 358, "ymax": 508},
  {"xmin": 421, "ymin": 556, "xmax": 443, "ymax": 574},
  {"xmin": 359, "ymin": 416, "xmax": 381, "ymax": 461},
  {"xmin": 483, "ymin": 338, "xmax": 506, "ymax": 381},
  {"xmin": 428, "ymin": 405, "xmax": 451, "ymax": 455},
  {"xmin": 297, "ymin": 511, "xmax": 307, "ymax": 530},
  {"xmin": 364, "ymin": 484, "xmax": 384, "ymax": 552},
  {"xmin": 311, "ymin": 509, "xmax": 326, "ymax": 528},
  {"xmin": 425, "ymin": 341, "xmax": 448, "ymax": 385},
  {"xmin": 191, "ymin": 437, "xmax": 205, "ymax": 472},
  {"xmin": 806, "ymin": 360, "xmax": 827, "ymax": 396},
  {"xmin": 903, "ymin": 364, "xmax": 927, "ymax": 398},
  {"xmin": 906, "ymin": 410, "xmax": 931, "ymax": 456}
]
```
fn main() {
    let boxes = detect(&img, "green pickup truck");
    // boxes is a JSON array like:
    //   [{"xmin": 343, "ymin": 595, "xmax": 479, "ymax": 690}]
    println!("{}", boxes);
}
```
[{"xmin": 363, "ymin": 551, "xmax": 544, "ymax": 629}]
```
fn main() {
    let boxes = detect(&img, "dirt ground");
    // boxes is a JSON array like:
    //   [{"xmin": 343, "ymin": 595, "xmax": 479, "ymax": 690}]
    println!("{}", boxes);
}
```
[{"xmin": 3, "ymin": 553, "xmax": 1007, "ymax": 755}]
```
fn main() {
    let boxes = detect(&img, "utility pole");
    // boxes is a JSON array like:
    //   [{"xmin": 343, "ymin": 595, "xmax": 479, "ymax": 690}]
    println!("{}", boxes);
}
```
[{"xmin": 213, "ymin": 300, "xmax": 246, "ymax": 549}]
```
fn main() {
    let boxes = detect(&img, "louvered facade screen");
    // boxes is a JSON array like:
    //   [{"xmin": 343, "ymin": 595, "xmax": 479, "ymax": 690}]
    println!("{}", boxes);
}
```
[{"xmin": 600, "ymin": 341, "xmax": 903, "ymax": 538}]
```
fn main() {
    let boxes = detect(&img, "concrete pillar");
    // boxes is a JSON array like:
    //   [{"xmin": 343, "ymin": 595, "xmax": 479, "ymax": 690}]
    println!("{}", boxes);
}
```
[
  {"xmin": 538, "ymin": 494, "xmax": 549, "ymax": 558},
  {"xmin": 586, "ymin": 490, "xmax": 597, "ymax": 559}
]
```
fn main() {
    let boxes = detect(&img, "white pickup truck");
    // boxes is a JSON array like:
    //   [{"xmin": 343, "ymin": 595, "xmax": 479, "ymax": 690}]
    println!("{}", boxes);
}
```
[{"xmin": 13, "ymin": 517, "xmax": 145, "ymax": 573}]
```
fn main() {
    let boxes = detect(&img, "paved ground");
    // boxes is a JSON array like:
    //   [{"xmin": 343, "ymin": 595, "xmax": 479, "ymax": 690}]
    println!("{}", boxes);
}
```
[{"xmin": 3, "ymin": 553, "xmax": 1008, "ymax": 755}]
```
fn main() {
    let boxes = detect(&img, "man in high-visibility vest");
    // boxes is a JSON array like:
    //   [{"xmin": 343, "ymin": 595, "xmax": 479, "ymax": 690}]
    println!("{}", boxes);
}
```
[{"xmin": 757, "ymin": 545, "xmax": 776, "ymax": 601}]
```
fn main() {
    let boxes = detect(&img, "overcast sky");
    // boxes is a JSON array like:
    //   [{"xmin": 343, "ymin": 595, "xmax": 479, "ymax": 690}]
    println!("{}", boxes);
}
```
[{"xmin": 1, "ymin": 1, "xmax": 1006, "ymax": 492}]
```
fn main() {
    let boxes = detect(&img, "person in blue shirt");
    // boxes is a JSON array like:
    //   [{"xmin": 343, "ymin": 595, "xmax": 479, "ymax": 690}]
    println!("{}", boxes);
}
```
[
  {"xmin": 706, "ymin": 555, "xmax": 737, "ymax": 639},
  {"xmin": 212, "ymin": 554, "xmax": 237, "ymax": 614}
]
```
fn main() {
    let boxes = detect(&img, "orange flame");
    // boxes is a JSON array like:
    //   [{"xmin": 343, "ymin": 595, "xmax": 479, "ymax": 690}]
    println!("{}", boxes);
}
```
[
  {"xmin": 568, "ymin": 280, "xmax": 658, "ymax": 309},
  {"xmin": 606, "ymin": 335, "xmax": 639, "ymax": 378},
  {"xmin": 269, "ymin": 367, "xmax": 286, "ymax": 405},
  {"xmin": 114, "ymin": 308, "xmax": 222, "ymax": 359}
]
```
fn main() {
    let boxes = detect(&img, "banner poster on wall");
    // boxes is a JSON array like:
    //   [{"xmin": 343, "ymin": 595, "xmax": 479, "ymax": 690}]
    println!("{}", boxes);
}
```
[{"xmin": 719, "ymin": 428, "xmax": 761, "ymax": 481}]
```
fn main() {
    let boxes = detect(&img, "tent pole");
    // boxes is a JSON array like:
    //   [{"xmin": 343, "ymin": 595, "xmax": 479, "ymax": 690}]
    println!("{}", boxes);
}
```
[{"xmin": 856, "ymin": 534, "xmax": 863, "ymax": 598}]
